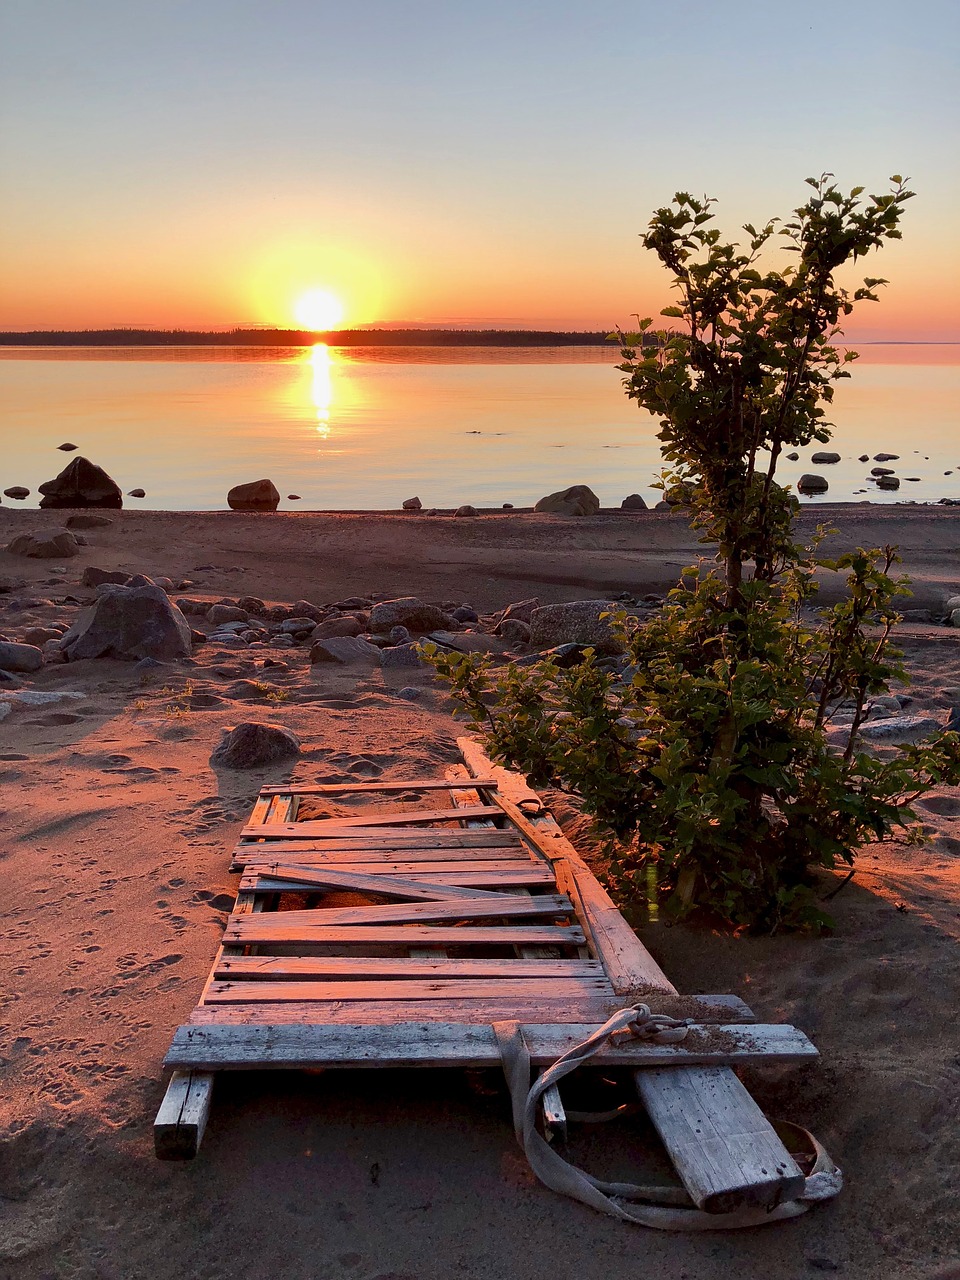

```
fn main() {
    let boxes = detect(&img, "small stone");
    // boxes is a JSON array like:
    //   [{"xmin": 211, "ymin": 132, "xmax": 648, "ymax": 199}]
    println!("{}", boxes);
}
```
[
  {"xmin": 870, "ymin": 467, "xmax": 895, "ymax": 477},
  {"xmin": 451, "ymin": 605, "xmax": 478, "ymax": 623},
  {"xmin": 654, "ymin": 500, "xmax": 671, "ymax": 511},
  {"xmin": 402, "ymin": 496, "xmax": 422, "ymax": 511},
  {"xmin": 368, "ymin": 597, "xmax": 455, "ymax": 633},
  {"xmin": 3, "ymin": 487, "xmax": 29, "ymax": 500},
  {"xmin": 22, "ymin": 627, "xmax": 62, "ymax": 647},
  {"xmin": 58, "ymin": 442, "xmax": 78, "ymax": 451},
  {"xmin": 810, "ymin": 452, "xmax": 841, "ymax": 464},
  {"xmin": 65, "ymin": 513, "xmax": 114, "ymax": 529},
  {"xmin": 238, "ymin": 596, "xmax": 266, "ymax": 614},
  {"xmin": 287, "ymin": 494, "xmax": 301, "ymax": 500},
  {"xmin": 787, "ymin": 452, "xmax": 800, "ymax": 461},
  {"xmin": 311, "ymin": 616, "xmax": 364, "ymax": 640},
  {"xmin": 0, "ymin": 642, "xmax": 44, "ymax": 673},
  {"xmin": 380, "ymin": 643, "xmax": 427, "ymax": 668},
  {"xmin": 454, "ymin": 504, "xmax": 478, "ymax": 517},
  {"xmin": 388, "ymin": 625, "xmax": 411, "ymax": 645},
  {"xmin": 798, "ymin": 474, "xmax": 828, "ymax": 494},
  {"xmin": 82, "ymin": 567, "xmax": 130, "ymax": 588},
  {"xmin": 499, "ymin": 618, "xmax": 531, "ymax": 645},
  {"xmin": 134, "ymin": 656, "xmax": 168, "ymax": 676},
  {"xmin": 874, "ymin": 453, "xmax": 899, "ymax": 462},
  {"xmin": 858, "ymin": 454, "xmax": 870, "ymax": 462},
  {"xmin": 210, "ymin": 721, "xmax": 301, "ymax": 769},
  {"xmin": 207, "ymin": 604, "xmax": 249, "ymax": 625},
  {"xmin": 620, "ymin": 493, "xmax": 647, "ymax": 510},
  {"xmin": 876, "ymin": 475, "xmax": 900, "ymax": 490},
  {"xmin": 61, "ymin": 582, "xmax": 192, "ymax": 662},
  {"xmin": 502, "ymin": 503, "xmax": 514, "ymax": 509},
  {"xmin": 427, "ymin": 631, "xmax": 511, "ymax": 655},
  {"xmin": 394, "ymin": 686, "xmax": 422, "ymax": 701}
]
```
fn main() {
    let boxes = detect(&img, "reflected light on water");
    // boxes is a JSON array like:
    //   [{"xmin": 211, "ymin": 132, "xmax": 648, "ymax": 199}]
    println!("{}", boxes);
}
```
[{"xmin": 309, "ymin": 343, "xmax": 333, "ymax": 438}]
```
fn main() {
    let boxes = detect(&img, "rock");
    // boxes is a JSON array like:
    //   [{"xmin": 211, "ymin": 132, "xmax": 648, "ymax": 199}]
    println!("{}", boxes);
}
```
[
  {"xmin": 4, "ymin": 689, "xmax": 85, "ymax": 706},
  {"xmin": 368, "ymin": 597, "xmax": 455, "ymax": 633},
  {"xmin": 127, "ymin": 488, "xmax": 146, "ymax": 498},
  {"xmin": 874, "ymin": 453, "xmax": 899, "ymax": 462},
  {"xmin": 380, "ymin": 643, "xmax": 427, "ymax": 668},
  {"xmin": 533, "ymin": 484, "xmax": 600, "ymax": 516},
  {"xmin": 134, "ymin": 656, "xmax": 168, "ymax": 676},
  {"xmin": 65, "ymin": 513, "xmax": 114, "ymax": 529},
  {"xmin": 502, "ymin": 503, "xmax": 514, "ymax": 509},
  {"xmin": 786, "ymin": 452, "xmax": 800, "ymax": 461},
  {"xmin": 388, "ymin": 625, "xmax": 411, "ymax": 645},
  {"xmin": 402, "ymin": 496, "xmax": 422, "ymax": 511},
  {"xmin": 454, "ymin": 504, "xmax": 478, "ymax": 517},
  {"xmin": 394, "ymin": 686, "xmax": 422, "ymax": 701},
  {"xmin": 528, "ymin": 600, "xmax": 625, "ymax": 655},
  {"xmin": 226, "ymin": 479, "xmax": 280, "ymax": 512},
  {"xmin": 664, "ymin": 480, "xmax": 696, "ymax": 506},
  {"xmin": 238, "ymin": 596, "xmax": 266, "ymax": 614},
  {"xmin": 426, "ymin": 631, "xmax": 512, "ymax": 655},
  {"xmin": 60, "ymin": 582, "xmax": 193, "ymax": 662},
  {"xmin": 0, "ymin": 669, "xmax": 21, "ymax": 686},
  {"xmin": 22, "ymin": 627, "xmax": 63, "ymax": 646},
  {"xmin": 3, "ymin": 487, "xmax": 29, "ymax": 500},
  {"xmin": 858, "ymin": 715, "xmax": 942, "ymax": 744},
  {"xmin": 58, "ymin": 442, "xmax": 78, "ymax": 451},
  {"xmin": 279, "ymin": 617, "xmax": 319, "ymax": 636},
  {"xmin": 811, "ymin": 451, "xmax": 841, "ymax": 464},
  {"xmin": 499, "ymin": 598, "xmax": 540, "ymax": 625},
  {"xmin": 870, "ymin": 467, "xmax": 895, "ymax": 477},
  {"xmin": 0, "ymin": 641, "xmax": 44, "ymax": 673},
  {"xmin": 311, "ymin": 616, "xmax": 364, "ymax": 640},
  {"xmin": 287, "ymin": 494, "xmax": 301, "ymax": 501},
  {"xmin": 210, "ymin": 722, "xmax": 301, "ymax": 769},
  {"xmin": 207, "ymin": 604, "xmax": 248, "ymax": 625},
  {"xmin": 949, "ymin": 610, "xmax": 960, "ymax": 628},
  {"xmin": 451, "ymin": 605, "xmax": 478, "ymax": 623},
  {"xmin": 620, "ymin": 493, "xmax": 647, "ymax": 510},
  {"xmin": 499, "ymin": 618, "xmax": 531, "ymax": 645},
  {"xmin": 654, "ymin": 500, "xmax": 671, "ymax": 511},
  {"xmin": 334, "ymin": 596, "xmax": 372, "ymax": 610},
  {"xmin": 7, "ymin": 529, "xmax": 81, "ymax": 559},
  {"xmin": 176, "ymin": 597, "xmax": 212, "ymax": 616},
  {"xmin": 876, "ymin": 475, "xmax": 900, "ymax": 490},
  {"xmin": 291, "ymin": 600, "xmax": 326, "ymax": 622},
  {"xmin": 38, "ymin": 456, "xmax": 122, "ymax": 509},
  {"xmin": 81, "ymin": 566, "xmax": 130, "ymax": 588},
  {"xmin": 858, "ymin": 454, "xmax": 870, "ymax": 463},
  {"xmin": 947, "ymin": 706, "xmax": 960, "ymax": 733},
  {"xmin": 310, "ymin": 635, "xmax": 381, "ymax": 665},
  {"xmin": 798, "ymin": 474, "xmax": 828, "ymax": 494}
]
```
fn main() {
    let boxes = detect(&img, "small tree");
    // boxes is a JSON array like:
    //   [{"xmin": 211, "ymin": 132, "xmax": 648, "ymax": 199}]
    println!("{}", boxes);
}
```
[{"xmin": 429, "ymin": 176, "xmax": 960, "ymax": 932}]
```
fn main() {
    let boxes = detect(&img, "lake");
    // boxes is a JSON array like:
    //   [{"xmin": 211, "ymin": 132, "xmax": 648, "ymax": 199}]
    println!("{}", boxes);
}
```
[{"xmin": 1, "ymin": 344, "xmax": 958, "ymax": 510}]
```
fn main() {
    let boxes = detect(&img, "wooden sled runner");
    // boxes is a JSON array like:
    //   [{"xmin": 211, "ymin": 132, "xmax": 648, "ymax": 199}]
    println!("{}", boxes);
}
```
[{"xmin": 156, "ymin": 738, "xmax": 834, "ymax": 1223}]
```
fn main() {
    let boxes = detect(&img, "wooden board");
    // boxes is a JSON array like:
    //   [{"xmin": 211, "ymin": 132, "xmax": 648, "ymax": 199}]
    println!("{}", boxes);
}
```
[
  {"xmin": 223, "ymin": 895, "xmax": 573, "ymax": 936},
  {"xmin": 215, "ymin": 956, "xmax": 605, "ymax": 980},
  {"xmin": 154, "ymin": 1070, "xmax": 214, "ymax": 1160},
  {"xmin": 239, "ymin": 863, "xmax": 554, "ymax": 889},
  {"xmin": 166, "ymin": 1021, "xmax": 818, "ymax": 1070},
  {"xmin": 259, "ymin": 778, "xmax": 500, "ymax": 796},
  {"xmin": 242, "ymin": 806, "xmax": 503, "ymax": 837},
  {"xmin": 204, "ymin": 976, "xmax": 614, "ymax": 1003},
  {"xmin": 234, "ymin": 863, "xmax": 511, "ymax": 900},
  {"xmin": 214, "ymin": 924, "xmax": 587, "ymax": 947},
  {"xmin": 189, "ymin": 998, "xmax": 622, "ymax": 1025}
]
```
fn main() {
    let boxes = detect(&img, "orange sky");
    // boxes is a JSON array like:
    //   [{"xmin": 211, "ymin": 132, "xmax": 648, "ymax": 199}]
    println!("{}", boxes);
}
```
[{"xmin": 1, "ymin": 3, "xmax": 957, "ymax": 340}]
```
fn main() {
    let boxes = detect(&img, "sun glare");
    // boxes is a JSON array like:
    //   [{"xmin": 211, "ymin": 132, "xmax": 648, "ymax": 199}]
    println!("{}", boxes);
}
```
[{"xmin": 294, "ymin": 289, "xmax": 345, "ymax": 331}]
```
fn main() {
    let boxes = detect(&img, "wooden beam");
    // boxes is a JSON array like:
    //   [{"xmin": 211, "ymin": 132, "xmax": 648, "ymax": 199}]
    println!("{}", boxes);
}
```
[
  {"xmin": 236, "ymin": 863, "xmax": 510, "ymax": 901},
  {"xmin": 259, "ymin": 779, "xmax": 500, "ymax": 796},
  {"xmin": 204, "ymin": 976, "xmax": 614, "ymax": 1003},
  {"xmin": 223, "ymin": 894, "xmax": 574, "ymax": 936},
  {"xmin": 239, "ymin": 863, "xmax": 554, "ymax": 889},
  {"xmin": 214, "ymin": 924, "xmax": 587, "ymax": 947},
  {"xmin": 241, "ymin": 806, "xmax": 503, "ymax": 837},
  {"xmin": 154, "ymin": 1070, "xmax": 215, "ymax": 1160},
  {"xmin": 540, "ymin": 1080, "xmax": 567, "ymax": 1145},
  {"xmin": 165, "ymin": 1022, "xmax": 818, "ymax": 1071},
  {"xmin": 215, "ymin": 956, "xmax": 605, "ymax": 980}
]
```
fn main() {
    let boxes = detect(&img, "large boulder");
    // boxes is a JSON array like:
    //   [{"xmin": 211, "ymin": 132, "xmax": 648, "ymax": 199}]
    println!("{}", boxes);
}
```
[
  {"xmin": 310, "ymin": 636, "xmax": 381, "ymax": 665},
  {"xmin": 38, "ymin": 457, "xmax": 122, "ymax": 509},
  {"xmin": 798, "ymin": 474, "xmax": 828, "ymax": 494},
  {"xmin": 210, "ymin": 722, "xmax": 301, "ymax": 769},
  {"xmin": 6, "ymin": 529, "xmax": 81, "ymax": 559},
  {"xmin": 60, "ymin": 582, "xmax": 192, "ymax": 661},
  {"xmin": 528, "ymin": 600, "xmax": 626, "ymax": 655},
  {"xmin": 227, "ymin": 479, "xmax": 280, "ymax": 512},
  {"xmin": 620, "ymin": 493, "xmax": 648, "ymax": 511},
  {"xmin": 811, "ymin": 451, "xmax": 841, "ymax": 464},
  {"xmin": 368, "ymin": 597, "xmax": 455, "ymax": 632},
  {"xmin": 0, "ymin": 642, "xmax": 43, "ymax": 673},
  {"xmin": 81, "ymin": 566, "xmax": 129, "ymax": 588},
  {"xmin": 534, "ymin": 485, "xmax": 600, "ymax": 517}
]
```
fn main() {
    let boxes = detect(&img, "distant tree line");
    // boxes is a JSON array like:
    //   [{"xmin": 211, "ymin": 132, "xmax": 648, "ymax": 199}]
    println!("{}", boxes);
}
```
[{"xmin": 0, "ymin": 327, "xmax": 626, "ymax": 347}]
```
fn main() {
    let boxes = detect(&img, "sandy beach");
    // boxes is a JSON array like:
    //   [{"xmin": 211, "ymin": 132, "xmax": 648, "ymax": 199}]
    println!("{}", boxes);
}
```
[{"xmin": 2, "ymin": 504, "xmax": 960, "ymax": 1280}]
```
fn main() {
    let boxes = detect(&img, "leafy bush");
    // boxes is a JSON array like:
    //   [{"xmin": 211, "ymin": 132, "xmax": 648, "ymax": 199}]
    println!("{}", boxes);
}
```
[{"xmin": 427, "ymin": 176, "xmax": 960, "ymax": 932}]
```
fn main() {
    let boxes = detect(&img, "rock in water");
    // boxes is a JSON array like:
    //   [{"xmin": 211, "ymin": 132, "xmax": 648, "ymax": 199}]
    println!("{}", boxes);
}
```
[
  {"xmin": 127, "ymin": 488, "xmax": 146, "ymax": 498},
  {"xmin": 533, "ymin": 485, "xmax": 600, "ymax": 516},
  {"xmin": 210, "ymin": 722, "xmax": 301, "ymax": 769},
  {"xmin": 367, "ymin": 597, "xmax": 455, "ymax": 632},
  {"xmin": 3, "ymin": 487, "xmax": 29, "ymax": 500},
  {"xmin": 876, "ymin": 475, "xmax": 900, "ymax": 490},
  {"xmin": 6, "ymin": 529, "xmax": 81, "ymax": 558},
  {"xmin": 798, "ymin": 474, "xmax": 828, "ymax": 494},
  {"xmin": 529, "ymin": 600, "xmax": 626, "ymax": 654},
  {"xmin": 60, "ymin": 582, "xmax": 192, "ymax": 661},
  {"xmin": 58, "ymin": 442, "xmax": 78, "ymax": 451},
  {"xmin": 227, "ymin": 479, "xmax": 280, "ymax": 511},
  {"xmin": 811, "ymin": 451, "xmax": 841, "ymax": 464},
  {"xmin": 620, "ymin": 493, "xmax": 647, "ymax": 510},
  {"xmin": 38, "ymin": 457, "xmax": 123, "ymax": 509}
]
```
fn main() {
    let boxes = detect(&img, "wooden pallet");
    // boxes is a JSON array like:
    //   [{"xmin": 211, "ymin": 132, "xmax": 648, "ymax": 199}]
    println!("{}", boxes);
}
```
[{"xmin": 156, "ymin": 739, "xmax": 818, "ymax": 1216}]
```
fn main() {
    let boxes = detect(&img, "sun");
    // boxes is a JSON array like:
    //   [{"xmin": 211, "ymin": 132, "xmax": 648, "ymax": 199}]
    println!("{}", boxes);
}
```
[{"xmin": 293, "ymin": 288, "xmax": 345, "ymax": 331}]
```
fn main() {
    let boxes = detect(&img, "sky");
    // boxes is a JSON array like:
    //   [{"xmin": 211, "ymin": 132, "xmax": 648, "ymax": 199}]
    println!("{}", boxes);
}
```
[{"xmin": 1, "ymin": 0, "xmax": 958, "ymax": 339}]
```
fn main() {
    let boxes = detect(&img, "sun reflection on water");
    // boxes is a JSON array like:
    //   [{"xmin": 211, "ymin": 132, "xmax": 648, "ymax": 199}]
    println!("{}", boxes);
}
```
[{"xmin": 309, "ymin": 343, "xmax": 333, "ymax": 438}]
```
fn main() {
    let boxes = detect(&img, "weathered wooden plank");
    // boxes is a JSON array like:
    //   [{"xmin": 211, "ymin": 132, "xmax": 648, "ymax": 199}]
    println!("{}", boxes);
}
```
[
  {"xmin": 239, "ymin": 863, "xmax": 554, "ymax": 889},
  {"xmin": 234, "ymin": 863, "xmax": 511, "ymax": 901},
  {"xmin": 241, "ymin": 806, "xmax": 503, "ymax": 838},
  {"xmin": 215, "ymin": 955, "xmax": 605, "ymax": 980},
  {"xmin": 541, "ymin": 1080, "xmax": 567, "ymax": 1145},
  {"xmin": 191, "ymin": 998, "xmax": 621, "ymax": 1025},
  {"xmin": 260, "ymin": 778, "xmax": 500, "ymax": 796},
  {"xmin": 224, "ymin": 895, "xmax": 573, "ymax": 936},
  {"xmin": 204, "ymin": 976, "xmax": 614, "ymax": 1003},
  {"xmin": 153, "ymin": 1070, "xmax": 215, "ymax": 1160},
  {"xmin": 216, "ymin": 923, "xmax": 586, "ymax": 947},
  {"xmin": 633, "ymin": 1067, "xmax": 805, "ymax": 1213},
  {"xmin": 166, "ymin": 1022, "xmax": 818, "ymax": 1070}
]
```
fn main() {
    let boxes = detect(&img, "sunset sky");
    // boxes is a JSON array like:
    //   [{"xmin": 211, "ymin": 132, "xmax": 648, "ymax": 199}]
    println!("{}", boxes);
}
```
[{"xmin": 1, "ymin": 1, "xmax": 957, "ymax": 339}]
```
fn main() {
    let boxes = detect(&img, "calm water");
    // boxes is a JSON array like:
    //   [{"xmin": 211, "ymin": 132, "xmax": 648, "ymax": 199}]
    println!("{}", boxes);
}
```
[{"xmin": 1, "ymin": 344, "xmax": 958, "ymax": 510}]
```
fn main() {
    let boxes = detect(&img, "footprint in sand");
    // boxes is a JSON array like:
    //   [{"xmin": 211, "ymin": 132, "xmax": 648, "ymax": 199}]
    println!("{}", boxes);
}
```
[{"xmin": 917, "ymin": 794, "xmax": 960, "ymax": 816}]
